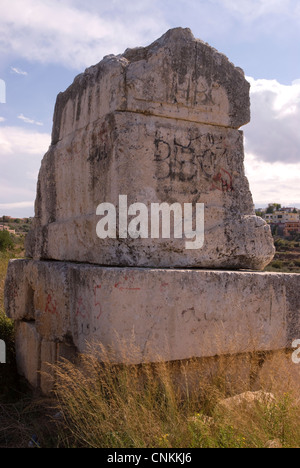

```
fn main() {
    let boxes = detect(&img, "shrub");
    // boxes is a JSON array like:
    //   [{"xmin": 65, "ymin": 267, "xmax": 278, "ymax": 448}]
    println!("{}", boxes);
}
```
[
  {"xmin": 271, "ymin": 261, "xmax": 283, "ymax": 269},
  {"xmin": 0, "ymin": 231, "xmax": 14, "ymax": 252},
  {"xmin": 0, "ymin": 314, "xmax": 14, "ymax": 352}
]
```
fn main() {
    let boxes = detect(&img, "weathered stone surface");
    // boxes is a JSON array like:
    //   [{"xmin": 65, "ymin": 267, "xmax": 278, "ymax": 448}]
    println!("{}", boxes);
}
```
[
  {"xmin": 15, "ymin": 321, "xmax": 41, "ymax": 388},
  {"xmin": 217, "ymin": 391, "xmax": 275, "ymax": 414},
  {"xmin": 6, "ymin": 260, "xmax": 300, "ymax": 373},
  {"xmin": 51, "ymin": 28, "xmax": 250, "ymax": 145},
  {"xmin": 215, "ymin": 391, "xmax": 277, "ymax": 435},
  {"xmin": 265, "ymin": 439, "xmax": 283, "ymax": 449},
  {"xmin": 26, "ymin": 27, "xmax": 275, "ymax": 270}
]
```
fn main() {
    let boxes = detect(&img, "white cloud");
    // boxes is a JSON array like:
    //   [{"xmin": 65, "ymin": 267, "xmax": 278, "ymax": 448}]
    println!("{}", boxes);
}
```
[
  {"xmin": 0, "ymin": 200, "xmax": 34, "ymax": 218},
  {"xmin": 218, "ymin": 0, "xmax": 291, "ymax": 19},
  {"xmin": 245, "ymin": 152, "xmax": 300, "ymax": 206},
  {"xmin": 214, "ymin": 0, "xmax": 300, "ymax": 27},
  {"xmin": 0, "ymin": 126, "xmax": 50, "ymax": 216},
  {"xmin": 0, "ymin": 126, "xmax": 50, "ymax": 155},
  {"xmin": 243, "ymin": 76, "xmax": 300, "ymax": 205},
  {"xmin": 244, "ymin": 77, "xmax": 300, "ymax": 164},
  {"xmin": 18, "ymin": 113, "xmax": 43, "ymax": 126},
  {"xmin": 0, "ymin": 201, "xmax": 34, "ymax": 210},
  {"xmin": 0, "ymin": 0, "xmax": 168, "ymax": 69},
  {"xmin": 0, "ymin": 117, "xmax": 6, "ymax": 123},
  {"xmin": 10, "ymin": 67, "xmax": 28, "ymax": 76},
  {"xmin": 176, "ymin": 0, "xmax": 300, "ymax": 41}
]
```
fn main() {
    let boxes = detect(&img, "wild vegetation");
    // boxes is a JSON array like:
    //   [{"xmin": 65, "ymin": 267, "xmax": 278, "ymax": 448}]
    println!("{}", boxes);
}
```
[
  {"xmin": 0, "ymin": 216, "xmax": 32, "ymax": 235},
  {"xmin": 0, "ymin": 229, "xmax": 300, "ymax": 447},
  {"xmin": 51, "ymin": 350, "xmax": 300, "ymax": 449},
  {"xmin": 265, "ymin": 238, "xmax": 300, "ymax": 273},
  {"xmin": 0, "ymin": 241, "xmax": 22, "ymax": 403}
]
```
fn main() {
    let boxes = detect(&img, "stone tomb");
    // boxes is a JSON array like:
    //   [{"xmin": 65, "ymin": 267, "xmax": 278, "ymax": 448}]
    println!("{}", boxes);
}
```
[
  {"xmin": 5, "ymin": 28, "xmax": 300, "ymax": 393},
  {"xmin": 25, "ymin": 27, "xmax": 274, "ymax": 270}
]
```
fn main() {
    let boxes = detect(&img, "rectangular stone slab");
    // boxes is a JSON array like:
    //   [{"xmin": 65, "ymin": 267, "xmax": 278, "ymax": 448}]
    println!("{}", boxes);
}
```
[
  {"xmin": 5, "ymin": 260, "xmax": 300, "ymax": 373},
  {"xmin": 51, "ymin": 28, "xmax": 250, "ymax": 145},
  {"xmin": 26, "ymin": 112, "xmax": 274, "ymax": 270},
  {"xmin": 26, "ymin": 27, "xmax": 274, "ymax": 271}
]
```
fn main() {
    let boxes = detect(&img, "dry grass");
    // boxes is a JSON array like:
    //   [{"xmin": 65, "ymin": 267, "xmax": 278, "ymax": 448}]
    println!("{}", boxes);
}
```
[
  {"xmin": 1, "ymin": 247, "xmax": 300, "ymax": 448},
  {"xmin": 0, "ymin": 253, "xmax": 10, "ymax": 315},
  {"xmin": 50, "ymin": 346, "xmax": 300, "ymax": 448},
  {"xmin": 0, "ymin": 253, "xmax": 18, "ymax": 401},
  {"xmin": 2, "ymin": 345, "xmax": 300, "ymax": 448},
  {"xmin": 0, "ymin": 396, "xmax": 62, "ymax": 448}
]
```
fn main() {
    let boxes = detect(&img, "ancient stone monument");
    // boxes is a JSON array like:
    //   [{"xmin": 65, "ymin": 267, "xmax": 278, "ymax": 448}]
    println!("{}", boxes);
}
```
[
  {"xmin": 5, "ymin": 28, "xmax": 300, "ymax": 393},
  {"xmin": 26, "ymin": 28, "xmax": 274, "ymax": 270}
]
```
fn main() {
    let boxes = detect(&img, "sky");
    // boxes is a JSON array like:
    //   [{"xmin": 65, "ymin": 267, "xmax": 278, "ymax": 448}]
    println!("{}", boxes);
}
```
[{"xmin": 0, "ymin": 0, "xmax": 300, "ymax": 217}]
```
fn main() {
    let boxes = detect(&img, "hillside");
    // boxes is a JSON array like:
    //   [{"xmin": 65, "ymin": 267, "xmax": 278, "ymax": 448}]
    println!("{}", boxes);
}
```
[{"xmin": 265, "ymin": 238, "xmax": 300, "ymax": 273}]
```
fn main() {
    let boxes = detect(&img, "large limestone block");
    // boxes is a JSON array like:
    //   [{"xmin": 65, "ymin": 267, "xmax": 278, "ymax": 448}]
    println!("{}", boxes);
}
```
[
  {"xmin": 5, "ymin": 260, "xmax": 300, "ymax": 368},
  {"xmin": 27, "ymin": 113, "xmax": 274, "ymax": 269},
  {"xmin": 51, "ymin": 28, "xmax": 250, "ymax": 145},
  {"xmin": 26, "ymin": 27, "xmax": 274, "ymax": 269},
  {"xmin": 15, "ymin": 321, "xmax": 41, "ymax": 388}
]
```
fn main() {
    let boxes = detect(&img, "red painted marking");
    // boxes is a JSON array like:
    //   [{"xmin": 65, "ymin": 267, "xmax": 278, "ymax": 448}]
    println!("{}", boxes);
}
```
[
  {"xmin": 45, "ymin": 294, "xmax": 58, "ymax": 316},
  {"xmin": 114, "ymin": 278, "xmax": 141, "ymax": 292},
  {"xmin": 76, "ymin": 296, "xmax": 87, "ymax": 319},
  {"xmin": 94, "ymin": 285, "xmax": 103, "ymax": 319},
  {"xmin": 9, "ymin": 285, "xmax": 18, "ymax": 300},
  {"xmin": 160, "ymin": 282, "xmax": 169, "ymax": 292},
  {"xmin": 211, "ymin": 168, "xmax": 234, "ymax": 192}
]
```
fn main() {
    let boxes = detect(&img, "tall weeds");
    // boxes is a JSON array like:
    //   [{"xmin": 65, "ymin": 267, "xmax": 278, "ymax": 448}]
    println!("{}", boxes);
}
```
[
  {"xmin": 52, "ymin": 346, "xmax": 300, "ymax": 448},
  {"xmin": 53, "ymin": 350, "xmax": 203, "ymax": 448}
]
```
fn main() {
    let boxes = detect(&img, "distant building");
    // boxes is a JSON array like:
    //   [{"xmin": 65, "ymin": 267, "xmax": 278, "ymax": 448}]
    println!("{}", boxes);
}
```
[
  {"xmin": 284, "ymin": 222, "xmax": 300, "ymax": 237},
  {"xmin": 263, "ymin": 207, "xmax": 300, "ymax": 237}
]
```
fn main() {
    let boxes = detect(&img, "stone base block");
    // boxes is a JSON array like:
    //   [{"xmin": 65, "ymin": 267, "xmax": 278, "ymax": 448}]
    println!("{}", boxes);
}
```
[{"xmin": 5, "ymin": 259, "xmax": 300, "ymax": 392}]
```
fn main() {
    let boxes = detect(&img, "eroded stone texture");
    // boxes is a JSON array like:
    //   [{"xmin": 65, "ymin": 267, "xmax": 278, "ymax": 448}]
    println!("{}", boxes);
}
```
[
  {"xmin": 26, "ymin": 27, "xmax": 275, "ymax": 270},
  {"xmin": 51, "ymin": 28, "xmax": 250, "ymax": 145},
  {"xmin": 5, "ymin": 260, "xmax": 300, "ymax": 377}
]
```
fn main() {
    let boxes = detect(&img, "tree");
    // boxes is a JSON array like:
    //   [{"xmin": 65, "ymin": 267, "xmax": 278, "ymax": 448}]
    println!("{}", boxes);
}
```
[
  {"xmin": 0, "ymin": 230, "xmax": 14, "ymax": 251},
  {"xmin": 266, "ymin": 203, "xmax": 281, "ymax": 214}
]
